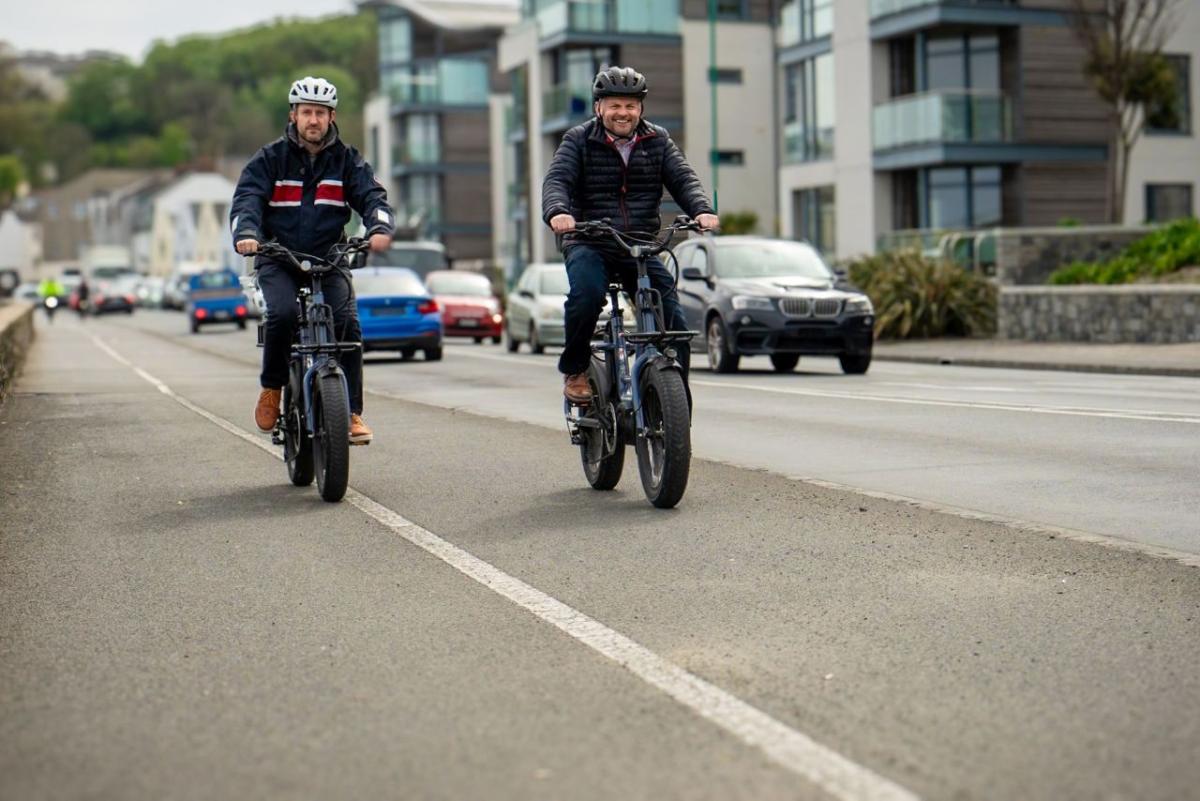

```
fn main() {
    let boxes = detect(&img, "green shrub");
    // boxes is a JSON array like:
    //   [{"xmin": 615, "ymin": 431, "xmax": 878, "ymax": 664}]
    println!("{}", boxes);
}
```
[
  {"xmin": 717, "ymin": 210, "xmax": 758, "ymax": 235},
  {"xmin": 846, "ymin": 250, "xmax": 997, "ymax": 339},
  {"xmin": 1048, "ymin": 217, "xmax": 1200, "ymax": 284}
]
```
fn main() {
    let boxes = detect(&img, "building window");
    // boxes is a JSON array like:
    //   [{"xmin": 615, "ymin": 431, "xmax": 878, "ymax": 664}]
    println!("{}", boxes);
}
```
[
  {"xmin": 1146, "ymin": 54, "xmax": 1191, "ymax": 135},
  {"xmin": 794, "ymin": 186, "xmax": 835, "ymax": 255},
  {"xmin": 378, "ymin": 10, "xmax": 412, "ymax": 66},
  {"xmin": 715, "ymin": 0, "xmax": 747, "ymax": 19},
  {"xmin": 1145, "ymin": 183, "xmax": 1193, "ymax": 222},
  {"xmin": 711, "ymin": 150, "xmax": 745, "ymax": 166},
  {"xmin": 401, "ymin": 114, "xmax": 440, "ymax": 164},
  {"xmin": 923, "ymin": 32, "xmax": 1000, "ymax": 92},
  {"xmin": 401, "ymin": 175, "xmax": 441, "ymax": 227},
  {"xmin": 925, "ymin": 166, "xmax": 1002, "ymax": 230},
  {"xmin": 783, "ymin": 53, "xmax": 835, "ymax": 163},
  {"xmin": 778, "ymin": 0, "xmax": 832, "ymax": 48},
  {"xmin": 709, "ymin": 68, "xmax": 743, "ymax": 84}
]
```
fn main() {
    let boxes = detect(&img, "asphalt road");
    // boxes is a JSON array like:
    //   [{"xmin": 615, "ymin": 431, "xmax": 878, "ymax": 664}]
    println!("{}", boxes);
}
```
[{"xmin": 2, "ymin": 311, "xmax": 1199, "ymax": 801}]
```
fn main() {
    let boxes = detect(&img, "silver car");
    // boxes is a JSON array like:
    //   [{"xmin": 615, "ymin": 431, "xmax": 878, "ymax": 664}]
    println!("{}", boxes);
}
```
[{"xmin": 505, "ymin": 262, "xmax": 633, "ymax": 355}]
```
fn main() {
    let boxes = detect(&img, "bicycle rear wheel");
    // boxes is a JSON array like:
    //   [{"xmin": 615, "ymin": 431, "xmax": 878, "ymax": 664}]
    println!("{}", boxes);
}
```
[
  {"xmin": 635, "ymin": 367, "xmax": 691, "ymax": 509},
  {"xmin": 313, "ymin": 373, "xmax": 350, "ymax": 502},
  {"xmin": 580, "ymin": 361, "xmax": 624, "ymax": 490}
]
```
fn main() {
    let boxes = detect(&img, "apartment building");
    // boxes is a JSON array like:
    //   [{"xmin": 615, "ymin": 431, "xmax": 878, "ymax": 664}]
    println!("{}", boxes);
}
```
[
  {"xmin": 360, "ymin": 0, "xmax": 520, "ymax": 262},
  {"xmin": 778, "ymin": 0, "xmax": 1200, "ymax": 259},
  {"xmin": 493, "ymin": 0, "xmax": 777, "ymax": 272}
]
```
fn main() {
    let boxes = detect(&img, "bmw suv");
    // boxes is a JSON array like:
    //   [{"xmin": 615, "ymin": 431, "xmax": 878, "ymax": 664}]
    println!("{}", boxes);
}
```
[{"xmin": 674, "ymin": 236, "xmax": 875, "ymax": 374}]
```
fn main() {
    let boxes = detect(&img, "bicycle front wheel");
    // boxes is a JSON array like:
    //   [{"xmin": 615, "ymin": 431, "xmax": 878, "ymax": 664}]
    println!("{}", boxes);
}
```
[
  {"xmin": 313, "ymin": 373, "xmax": 350, "ymax": 502},
  {"xmin": 635, "ymin": 367, "xmax": 691, "ymax": 509}
]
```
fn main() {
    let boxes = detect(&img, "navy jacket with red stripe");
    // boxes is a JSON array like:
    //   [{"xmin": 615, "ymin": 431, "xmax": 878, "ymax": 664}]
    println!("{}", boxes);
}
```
[{"xmin": 229, "ymin": 122, "xmax": 395, "ymax": 261}]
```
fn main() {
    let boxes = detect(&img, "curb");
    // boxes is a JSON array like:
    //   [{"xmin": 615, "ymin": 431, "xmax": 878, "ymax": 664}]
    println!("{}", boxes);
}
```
[
  {"xmin": 0, "ymin": 302, "xmax": 36, "ymax": 405},
  {"xmin": 872, "ymin": 352, "xmax": 1200, "ymax": 379}
]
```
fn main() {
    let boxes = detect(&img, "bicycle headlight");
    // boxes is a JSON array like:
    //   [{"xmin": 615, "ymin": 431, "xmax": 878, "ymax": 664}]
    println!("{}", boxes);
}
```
[
  {"xmin": 844, "ymin": 296, "xmax": 874, "ymax": 315},
  {"xmin": 730, "ymin": 295, "xmax": 775, "ymax": 311}
]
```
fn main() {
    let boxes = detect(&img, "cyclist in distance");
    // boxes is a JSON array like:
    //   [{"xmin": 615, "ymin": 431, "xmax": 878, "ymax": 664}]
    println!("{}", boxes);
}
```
[
  {"xmin": 230, "ymin": 76, "xmax": 394, "ymax": 445},
  {"xmin": 542, "ymin": 65, "xmax": 719, "ymax": 405}
]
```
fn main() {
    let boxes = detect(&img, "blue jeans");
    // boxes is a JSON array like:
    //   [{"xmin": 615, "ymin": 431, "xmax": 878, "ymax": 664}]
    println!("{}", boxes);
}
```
[
  {"xmin": 258, "ymin": 263, "xmax": 364, "ymax": 415},
  {"xmin": 558, "ymin": 244, "xmax": 690, "ymax": 380}
]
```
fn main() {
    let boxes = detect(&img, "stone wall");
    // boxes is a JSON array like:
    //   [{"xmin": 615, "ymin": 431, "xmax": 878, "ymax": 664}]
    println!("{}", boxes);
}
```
[
  {"xmin": 999, "ymin": 286, "xmax": 1200, "ymax": 343},
  {"xmin": 993, "ymin": 225, "xmax": 1153, "ymax": 285},
  {"xmin": 0, "ymin": 301, "xmax": 35, "ymax": 404}
]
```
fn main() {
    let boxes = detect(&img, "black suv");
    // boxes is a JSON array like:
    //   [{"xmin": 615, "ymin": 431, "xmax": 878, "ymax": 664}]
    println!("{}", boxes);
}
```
[{"xmin": 674, "ymin": 236, "xmax": 875, "ymax": 374}]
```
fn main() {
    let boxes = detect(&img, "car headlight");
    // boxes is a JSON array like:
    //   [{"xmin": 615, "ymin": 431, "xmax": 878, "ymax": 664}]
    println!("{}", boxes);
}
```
[
  {"xmin": 537, "ymin": 302, "xmax": 564, "ymax": 321},
  {"xmin": 730, "ymin": 295, "xmax": 775, "ymax": 311},
  {"xmin": 844, "ymin": 296, "xmax": 874, "ymax": 315}
]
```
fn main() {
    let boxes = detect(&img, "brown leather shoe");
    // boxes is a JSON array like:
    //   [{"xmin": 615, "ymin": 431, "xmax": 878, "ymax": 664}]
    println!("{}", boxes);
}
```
[
  {"xmin": 563, "ymin": 372, "xmax": 592, "ymax": 404},
  {"xmin": 349, "ymin": 414, "xmax": 373, "ymax": 446},
  {"xmin": 254, "ymin": 388, "xmax": 282, "ymax": 432}
]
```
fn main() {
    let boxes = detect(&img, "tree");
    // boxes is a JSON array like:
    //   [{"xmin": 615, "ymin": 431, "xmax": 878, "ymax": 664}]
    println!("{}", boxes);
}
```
[
  {"xmin": 1068, "ymin": 0, "xmax": 1182, "ymax": 223},
  {"xmin": 0, "ymin": 156, "xmax": 25, "ymax": 210}
]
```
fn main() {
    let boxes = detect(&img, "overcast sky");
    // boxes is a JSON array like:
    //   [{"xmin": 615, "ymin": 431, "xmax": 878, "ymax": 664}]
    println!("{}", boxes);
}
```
[{"xmin": 6, "ymin": 0, "xmax": 355, "ymax": 60}]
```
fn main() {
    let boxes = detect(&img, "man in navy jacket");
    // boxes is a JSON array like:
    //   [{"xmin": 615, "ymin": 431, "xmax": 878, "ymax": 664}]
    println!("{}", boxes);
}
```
[{"xmin": 231, "ymin": 76, "xmax": 394, "ymax": 444}]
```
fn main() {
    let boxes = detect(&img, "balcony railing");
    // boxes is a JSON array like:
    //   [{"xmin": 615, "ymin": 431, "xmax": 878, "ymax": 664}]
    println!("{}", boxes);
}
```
[
  {"xmin": 777, "ymin": 0, "xmax": 833, "ymax": 48},
  {"xmin": 543, "ymin": 82, "xmax": 592, "ymax": 120},
  {"xmin": 783, "ymin": 121, "xmax": 834, "ymax": 164},
  {"xmin": 392, "ymin": 141, "xmax": 441, "ymax": 166},
  {"xmin": 870, "ymin": 0, "xmax": 1015, "ymax": 19},
  {"xmin": 873, "ymin": 90, "xmax": 1012, "ymax": 151},
  {"xmin": 537, "ymin": 0, "xmax": 678, "ymax": 38},
  {"xmin": 384, "ymin": 58, "xmax": 489, "ymax": 106}
]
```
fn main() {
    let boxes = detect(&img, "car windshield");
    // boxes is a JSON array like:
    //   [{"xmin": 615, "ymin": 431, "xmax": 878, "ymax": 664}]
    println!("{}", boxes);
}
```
[
  {"xmin": 539, "ymin": 270, "xmax": 569, "ymax": 295},
  {"xmin": 354, "ymin": 272, "xmax": 426, "ymax": 296},
  {"xmin": 191, "ymin": 272, "xmax": 238, "ymax": 290},
  {"xmin": 427, "ymin": 273, "xmax": 492, "ymax": 296},
  {"xmin": 715, "ymin": 241, "xmax": 832, "ymax": 280}
]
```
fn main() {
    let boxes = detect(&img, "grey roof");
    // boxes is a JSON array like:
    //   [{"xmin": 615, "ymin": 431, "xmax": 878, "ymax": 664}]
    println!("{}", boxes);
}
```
[{"xmin": 358, "ymin": 0, "xmax": 519, "ymax": 31}]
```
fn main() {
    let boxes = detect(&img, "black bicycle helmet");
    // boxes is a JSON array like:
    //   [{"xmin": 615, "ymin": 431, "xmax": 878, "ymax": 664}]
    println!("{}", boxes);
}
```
[{"xmin": 592, "ymin": 66, "xmax": 648, "ymax": 101}]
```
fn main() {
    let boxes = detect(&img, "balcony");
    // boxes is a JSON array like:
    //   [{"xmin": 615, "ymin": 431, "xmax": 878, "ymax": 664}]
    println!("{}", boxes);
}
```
[
  {"xmin": 874, "ymin": 90, "xmax": 1011, "ymax": 151},
  {"xmin": 542, "ymin": 82, "xmax": 592, "ymax": 132},
  {"xmin": 536, "ymin": 0, "xmax": 679, "ymax": 42},
  {"xmin": 392, "ymin": 141, "xmax": 441, "ymax": 167},
  {"xmin": 868, "ymin": 0, "xmax": 1065, "ymax": 39},
  {"xmin": 783, "ymin": 121, "xmax": 834, "ymax": 164},
  {"xmin": 385, "ymin": 58, "xmax": 489, "ymax": 107}
]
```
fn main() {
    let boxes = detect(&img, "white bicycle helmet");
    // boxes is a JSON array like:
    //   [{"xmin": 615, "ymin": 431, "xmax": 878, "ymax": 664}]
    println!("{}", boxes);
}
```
[{"xmin": 288, "ymin": 76, "xmax": 339, "ymax": 109}]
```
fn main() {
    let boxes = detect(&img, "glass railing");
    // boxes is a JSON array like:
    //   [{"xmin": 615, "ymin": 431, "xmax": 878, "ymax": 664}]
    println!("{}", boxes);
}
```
[
  {"xmin": 870, "ymin": 0, "xmax": 1014, "ymax": 19},
  {"xmin": 537, "ymin": 0, "xmax": 678, "ymax": 38},
  {"xmin": 384, "ymin": 58, "xmax": 489, "ymax": 106},
  {"xmin": 873, "ymin": 90, "xmax": 1011, "ymax": 151},
  {"xmin": 392, "ymin": 141, "xmax": 441, "ymax": 166},
  {"xmin": 543, "ymin": 82, "xmax": 592, "ymax": 119},
  {"xmin": 778, "ymin": 0, "xmax": 833, "ymax": 48},
  {"xmin": 783, "ymin": 120, "xmax": 835, "ymax": 163}
]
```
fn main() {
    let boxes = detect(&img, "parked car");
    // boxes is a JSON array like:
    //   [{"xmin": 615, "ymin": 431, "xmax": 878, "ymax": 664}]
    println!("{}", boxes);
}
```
[
  {"xmin": 135, "ymin": 276, "xmax": 167, "ymax": 309},
  {"xmin": 13, "ymin": 282, "xmax": 40, "ymax": 302},
  {"xmin": 673, "ymin": 236, "xmax": 875, "ymax": 374},
  {"xmin": 424, "ymin": 270, "xmax": 502, "ymax": 344},
  {"xmin": 353, "ymin": 267, "xmax": 443, "ymax": 361},
  {"xmin": 364, "ymin": 240, "xmax": 450, "ymax": 280},
  {"xmin": 91, "ymin": 275, "xmax": 140, "ymax": 315},
  {"xmin": 239, "ymin": 275, "xmax": 265, "ymax": 319},
  {"xmin": 162, "ymin": 272, "xmax": 190, "ymax": 310},
  {"xmin": 186, "ymin": 269, "xmax": 248, "ymax": 334}
]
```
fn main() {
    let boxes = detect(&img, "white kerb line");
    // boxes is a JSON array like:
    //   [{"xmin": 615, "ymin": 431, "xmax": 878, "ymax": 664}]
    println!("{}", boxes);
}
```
[{"xmin": 88, "ymin": 332, "xmax": 920, "ymax": 801}]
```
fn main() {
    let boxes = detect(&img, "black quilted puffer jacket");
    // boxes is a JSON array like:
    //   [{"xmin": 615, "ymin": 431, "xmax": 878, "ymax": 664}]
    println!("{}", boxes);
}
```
[{"xmin": 541, "ymin": 117, "xmax": 714, "ymax": 249}]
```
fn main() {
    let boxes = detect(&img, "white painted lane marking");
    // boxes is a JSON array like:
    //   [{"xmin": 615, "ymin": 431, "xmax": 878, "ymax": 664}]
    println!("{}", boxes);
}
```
[
  {"xmin": 88, "ymin": 332, "xmax": 920, "ymax": 801},
  {"xmin": 446, "ymin": 349, "xmax": 1200, "ymax": 423}
]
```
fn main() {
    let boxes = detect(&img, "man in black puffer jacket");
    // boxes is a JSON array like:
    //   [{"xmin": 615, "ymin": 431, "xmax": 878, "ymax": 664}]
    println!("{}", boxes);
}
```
[{"xmin": 542, "ymin": 66, "xmax": 719, "ymax": 404}]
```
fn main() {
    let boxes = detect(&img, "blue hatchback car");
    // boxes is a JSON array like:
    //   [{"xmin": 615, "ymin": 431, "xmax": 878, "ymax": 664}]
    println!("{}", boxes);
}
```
[{"xmin": 354, "ymin": 267, "xmax": 444, "ymax": 361}]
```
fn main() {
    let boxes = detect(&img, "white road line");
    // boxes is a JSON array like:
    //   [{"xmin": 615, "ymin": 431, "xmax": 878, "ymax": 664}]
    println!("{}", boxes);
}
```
[
  {"xmin": 88, "ymin": 332, "xmax": 920, "ymax": 801},
  {"xmin": 446, "ymin": 349, "xmax": 1200, "ymax": 424}
]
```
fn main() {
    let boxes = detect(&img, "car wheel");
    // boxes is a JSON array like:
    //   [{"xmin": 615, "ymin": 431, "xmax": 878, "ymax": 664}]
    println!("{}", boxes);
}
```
[
  {"xmin": 706, "ymin": 316, "xmax": 739, "ymax": 373},
  {"xmin": 529, "ymin": 323, "xmax": 544, "ymax": 355},
  {"xmin": 492, "ymin": 335, "xmax": 502, "ymax": 345},
  {"xmin": 425, "ymin": 345, "xmax": 443, "ymax": 361},
  {"xmin": 505, "ymin": 325, "xmax": 520, "ymax": 353},
  {"xmin": 770, "ymin": 353, "xmax": 800, "ymax": 373},
  {"xmin": 190, "ymin": 319, "xmax": 200, "ymax": 335},
  {"xmin": 474, "ymin": 337, "xmax": 484, "ymax": 344},
  {"xmin": 839, "ymin": 351, "xmax": 872, "ymax": 375},
  {"xmin": 400, "ymin": 348, "xmax": 416, "ymax": 361}
]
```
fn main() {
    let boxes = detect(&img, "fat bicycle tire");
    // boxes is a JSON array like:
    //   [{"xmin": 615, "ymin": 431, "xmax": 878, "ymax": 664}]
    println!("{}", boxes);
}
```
[
  {"xmin": 635, "ymin": 367, "xmax": 691, "ymax": 509},
  {"xmin": 580, "ymin": 362, "xmax": 625, "ymax": 490},
  {"xmin": 283, "ymin": 379, "xmax": 314, "ymax": 487},
  {"xmin": 313, "ymin": 373, "xmax": 350, "ymax": 502}
]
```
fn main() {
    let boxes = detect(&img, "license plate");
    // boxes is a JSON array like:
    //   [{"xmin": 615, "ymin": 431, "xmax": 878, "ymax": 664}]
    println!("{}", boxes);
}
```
[
  {"xmin": 373, "ymin": 307, "xmax": 411, "ymax": 316},
  {"xmin": 215, "ymin": 311, "xmax": 229, "ymax": 320},
  {"xmin": 457, "ymin": 318, "xmax": 479, "ymax": 327}
]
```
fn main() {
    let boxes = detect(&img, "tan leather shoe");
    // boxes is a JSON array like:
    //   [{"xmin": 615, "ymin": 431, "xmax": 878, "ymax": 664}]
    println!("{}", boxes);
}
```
[
  {"xmin": 254, "ymin": 388, "xmax": 282, "ymax": 432},
  {"xmin": 349, "ymin": 414, "xmax": 373, "ymax": 446},
  {"xmin": 563, "ymin": 372, "xmax": 592, "ymax": 404}
]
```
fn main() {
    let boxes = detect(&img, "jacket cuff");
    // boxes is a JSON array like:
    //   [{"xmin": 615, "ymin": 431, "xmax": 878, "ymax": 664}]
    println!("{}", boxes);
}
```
[{"xmin": 543, "ymin": 205, "xmax": 570, "ymax": 226}]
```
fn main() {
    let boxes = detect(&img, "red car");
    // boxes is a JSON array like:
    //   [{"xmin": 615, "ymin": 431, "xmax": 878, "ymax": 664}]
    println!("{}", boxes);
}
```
[{"xmin": 424, "ymin": 270, "xmax": 503, "ymax": 344}]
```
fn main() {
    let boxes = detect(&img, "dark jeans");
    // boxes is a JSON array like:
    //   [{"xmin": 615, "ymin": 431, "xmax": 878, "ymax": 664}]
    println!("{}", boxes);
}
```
[
  {"xmin": 558, "ymin": 244, "xmax": 690, "ymax": 380},
  {"xmin": 257, "ymin": 263, "xmax": 364, "ymax": 415}
]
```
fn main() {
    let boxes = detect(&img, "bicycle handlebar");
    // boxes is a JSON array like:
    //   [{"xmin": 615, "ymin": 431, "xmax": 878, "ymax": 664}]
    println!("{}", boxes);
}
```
[
  {"xmin": 256, "ymin": 238, "xmax": 370, "ymax": 273},
  {"xmin": 570, "ymin": 216, "xmax": 705, "ymax": 258}
]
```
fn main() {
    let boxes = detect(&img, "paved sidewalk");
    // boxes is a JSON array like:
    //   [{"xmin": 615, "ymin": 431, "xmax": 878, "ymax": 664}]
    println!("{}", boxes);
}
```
[{"xmin": 872, "ymin": 338, "xmax": 1200, "ymax": 377}]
